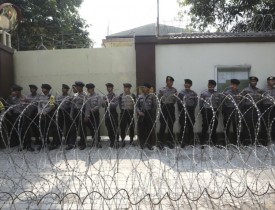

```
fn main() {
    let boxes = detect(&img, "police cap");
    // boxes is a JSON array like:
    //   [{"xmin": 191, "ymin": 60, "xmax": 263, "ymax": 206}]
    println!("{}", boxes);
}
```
[
  {"xmin": 267, "ymin": 76, "xmax": 275, "ymax": 81},
  {"xmin": 231, "ymin": 79, "xmax": 240, "ymax": 85},
  {"xmin": 41, "ymin": 84, "xmax": 52, "ymax": 90},
  {"xmin": 74, "ymin": 81, "xmax": 85, "ymax": 87},
  {"xmin": 185, "ymin": 79, "xmax": 192, "ymax": 85},
  {"xmin": 143, "ymin": 82, "xmax": 151, "ymax": 89},
  {"xmin": 105, "ymin": 83, "xmax": 114, "ymax": 87},
  {"xmin": 62, "ymin": 84, "xmax": 70, "ymax": 90},
  {"xmin": 123, "ymin": 83, "xmax": 132, "ymax": 88},
  {"xmin": 166, "ymin": 76, "xmax": 174, "ymax": 81},
  {"xmin": 208, "ymin": 80, "xmax": 216, "ymax": 86},
  {"xmin": 29, "ymin": 84, "xmax": 38, "ymax": 90},
  {"xmin": 11, "ymin": 84, "xmax": 23, "ymax": 91},
  {"xmin": 249, "ymin": 76, "xmax": 258, "ymax": 82},
  {"xmin": 86, "ymin": 83, "xmax": 95, "ymax": 89}
]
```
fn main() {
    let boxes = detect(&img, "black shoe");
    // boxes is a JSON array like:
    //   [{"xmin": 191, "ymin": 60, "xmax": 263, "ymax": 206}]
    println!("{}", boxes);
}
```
[
  {"xmin": 181, "ymin": 143, "xmax": 186, "ymax": 148},
  {"xmin": 37, "ymin": 145, "xmax": 44, "ymax": 151},
  {"xmin": 130, "ymin": 139, "xmax": 136, "ymax": 146},
  {"xmin": 96, "ymin": 142, "xmax": 102, "ymax": 148},
  {"xmin": 18, "ymin": 147, "xmax": 25, "ymax": 152},
  {"xmin": 167, "ymin": 142, "xmax": 175, "ymax": 149},
  {"xmin": 79, "ymin": 145, "xmax": 86, "ymax": 150},
  {"xmin": 65, "ymin": 145, "xmax": 74, "ymax": 150},
  {"xmin": 27, "ymin": 146, "xmax": 35, "ymax": 152},
  {"xmin": 110, "ymin": 142, "xmax": 114, "ymax": 148},
  {"xmin": 158, "ymin": 144, "xmax": 165, "ymax": 150},
  {"xmin": 48, "ymin": 144, "xmax": 58, "ymax": 151},
  {"xmin": 146, "ymin": 144, "xmax": 153, "ymax": 150},
  {"xmin": 121, "ymin": 140, "xmax": 126, "ymax": 148}
]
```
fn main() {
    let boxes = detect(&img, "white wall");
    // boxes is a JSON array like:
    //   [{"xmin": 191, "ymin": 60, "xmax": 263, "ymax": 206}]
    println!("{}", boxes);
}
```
[
  {"xmin": 156, "ymin": 42, "xmax": 275, "ymax": 132},
  {"xmin": 14, "ymin": 47, "xmax": 136, "ymax": 95}
]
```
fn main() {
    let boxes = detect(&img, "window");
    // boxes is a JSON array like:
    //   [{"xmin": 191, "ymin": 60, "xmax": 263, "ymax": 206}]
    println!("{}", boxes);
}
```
[{"xmin": 216, "ymin": 65, "xmax": 250, "ymax": 92}]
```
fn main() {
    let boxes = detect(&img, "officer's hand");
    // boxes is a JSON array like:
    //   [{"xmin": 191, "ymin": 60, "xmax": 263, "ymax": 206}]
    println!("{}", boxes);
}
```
[{"xmin": 139, "ymin": 112, "xmax": 144, "ymax": 116}]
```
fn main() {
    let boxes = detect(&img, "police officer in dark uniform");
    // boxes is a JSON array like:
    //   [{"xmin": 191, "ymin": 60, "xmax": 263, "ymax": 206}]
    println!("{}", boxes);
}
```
[
  {"xmin": 36, "ymin": 84, "xmax": 59, "ymax": 150},
  {"xmin": 177, "ymin": 79, "xmax": 198, "ymax": 148},
  {"xmin": 118, "ymin": 83, "xmax": 136, "ymax": 147},
  {"xmin": 26, "ymin": 84, "xmax": 40, "ymax": 145},
  {"xmin": 67, "ymin": 81, "xmax": 87, "ymax": 150},
  {"xmin": 240, "ymin": 76, "xmax": 264, "ymax": 145},
  {"xmin": 85, "ymin": 83, "xmax": 102, "ymax": 148},
  {"xmin": 136, "ymin": 83, "xmax": 157, "ymax": 150},
  {"xmin": 103, "ymin": 83, "xmax": 119, "ymax": 148},
  {"xmin": 200, "ymin": 80, "xmax": 220, "ymax": 146},
  {"xmin": 158, "ymin": 76, "xmax": 177, "ymax": 149},
  {"xmin": 261, "ymin": 76, "xmax": 275, "ymax": 145},
  {"xmin": 6, "ymin": 85, "xmax": 34, "ymax": 151},
  {"xmin": 222, "ymin": 79, "xmax": 242, "ymax": 145},
  {"xmin": 56, "ymin": 84, "xmax": 72, "ymax": 146}
]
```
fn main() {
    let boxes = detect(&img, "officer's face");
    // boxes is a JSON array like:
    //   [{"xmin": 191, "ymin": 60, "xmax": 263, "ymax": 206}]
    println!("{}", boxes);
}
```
[
  {"xmin": 87, "ymin": 88, "xmax": 94, "ymax": 94},
  {"xmin": 72, "ymin": 86, "xmax": 77, "ymax": 93},
  {"xmin": 107, "ymin": 86, "xmax": 113, "ymax": 93},
  {"xmin": 166, "ymin": 80, "xmax": 173, "ymax": 88},
  {"xmin": 184, "ymin": 83, "xmax": 191, "ymax": 89},
  {"xmin": 250, "ymin": 80, "xmax": 257, "ymax": 87},
  {"xmin": 42, "ymin": 88, "xmax": 49, "ymax": 94},
  {"xmin": 208, "ymin": 84, "xmax": 215, "ymax": 90},
  {"xmin": 62, "ymin": 88, "xmax": 69, "ymax": 94},
  {"xmin": 124, "ymin": 87, "xmax": 130, "ymax": 93},
  {"xmin": 76, "ymin": 86, "xmax": 83, "ymax": 92},
  {"xmin": 143, "ymin": 87, "xmax": 149, "ymax": 94},
  {"xmin": 30, "ymin": 88, "xmax": 37, "ymax": 94},
  {"xmin": 231, "ymin": 84, "xmax": 238, "ymax": 91},
  {"xmin": 268, "ymin": 80, "xmax": 275, "ymax": 87}
]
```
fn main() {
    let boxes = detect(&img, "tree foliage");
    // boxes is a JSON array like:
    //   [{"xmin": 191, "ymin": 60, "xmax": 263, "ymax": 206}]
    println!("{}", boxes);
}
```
[
  {"xmin": 3, "ymin": 0, "xmax": 92, "ymax": 50},
  {"xmin": 178, "ymin": 0, "xmax": 275, "ymax": 32}
]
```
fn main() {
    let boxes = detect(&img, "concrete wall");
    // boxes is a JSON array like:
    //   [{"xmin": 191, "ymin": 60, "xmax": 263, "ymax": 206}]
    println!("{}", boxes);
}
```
[
  {"xmin": 156, "ymin": 42, "xmax": 275, "ymax": 132},
  {"xmin": 14, "ymin": 47, "xmax": 136, "ymax": 94}
]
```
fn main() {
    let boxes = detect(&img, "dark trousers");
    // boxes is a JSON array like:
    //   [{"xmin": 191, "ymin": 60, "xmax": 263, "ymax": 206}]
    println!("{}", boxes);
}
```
[
  {"xmin": 8, "ymin": 113, "xmax": 31, "ymax": 148},
  {"xmin": 120, "ymin": 109, "xmax": 135, "ymax": 140},
  {"xmin": 201, "ymin": 108, "xmax": 218, "ymax": 145},
  {"xmin": 260, "ymin": 104, "xmax": 275, "ymax": 144},
  {"xmin": 105, "ymin": 110, "xmax": 118, "ymax": 144},
  {"xmin": 241, "ymin": 105, "xmax": 259, "ymax": 145},
  {"xmin": 39, "ymin": 111, "xmax": 60, "ymax": 146},
  {"xmin": 179, "ymin": 107, "xmax": 195, "ymax": 145},
  {"xmin": 86, "ymin": 111, "xmax": 100, "ymax": 144},
  {"xmin": 68, "ymin": 109, "xmax": 86, "ymax": 147},
  {"xmin": 138, "ymin": 111, "xmax": 155, "ymax": 147},
  {"xmin": 223, "ymin": 107, "xmax": 240, "ymax": 145},
  {"xmin": 57, "ymin": 108, "xmax": 72, "ymax": 145},
  {"xmin": 158, "ymin": 104, "xmax": 175, "ymax": 145},
  {"xmin": 29, "ymin": 109, "xmax": 40, "ymax": 142}
]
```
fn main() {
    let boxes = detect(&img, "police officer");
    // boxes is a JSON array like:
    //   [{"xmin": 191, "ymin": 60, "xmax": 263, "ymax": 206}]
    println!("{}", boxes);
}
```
[
  {"xmin": 222, "ymin": 79, "xmax": 242, "ymax": 145},
  {"xmin": 56, "ymin": 84, "xmax": 72, "ymax": 146},
  {"xmin": 118, "ymin": 83, "xmax": 136, "ymax": 147},
  {"xmin": 261, "ymin": 76, "xmax": 275, "ymax": 145},
  {"xmin": 67, "ymin": 81, "xmax": 87, "ymax": 150},
  {"xmin": 26, "ymin": 84, "xmax": 40, "ymax": 145},
  {"xmin": 85, "ymin": 83, "xmax": 102, "ymax": 148},
  {"xmin": 158, "ymin": 76, "xmax": 177, "ymax": 149},
  {"xmin": 136, "ymin": 83, "xmax": 157, "ymax": 150},
  {"xmin": 240, "ymin": 76, "xmax": 264, "ymax": 145},
  {"xmin": 6, "ymin": 85, "xmax": 34, "ymax": 151},
  {"xmin": 36, "ymin": 84, "xmax": 59, "ymax": 150},
  {"xmin": 103, "ymin": 83, "xmax": 119, "ymax": 148},
  {"xmin": 200, "ymin": 80, "xmax": 220, "ymax": 146},
  {"xmin": 177, "ymin": 79, "xmax": 198, "ymax": 148}
]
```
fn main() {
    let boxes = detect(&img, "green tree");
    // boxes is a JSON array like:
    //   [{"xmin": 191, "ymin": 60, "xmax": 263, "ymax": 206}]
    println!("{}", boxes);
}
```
[
  {"xmin": 178, "ymin": 0, "xmax": 275, "ymax": 32},
  {"xmin": 3, "ymin": 0, "xmax": 92, "ymax": 50}
]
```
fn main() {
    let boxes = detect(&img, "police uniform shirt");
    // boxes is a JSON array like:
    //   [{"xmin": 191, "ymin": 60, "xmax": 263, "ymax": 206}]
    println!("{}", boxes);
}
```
[
  {"xmin": 136, "ymin": 93, "xmax": 156, "ymax": 113},
  {"xmin": 56, "ymin": 94, "xmax": 71, "ymax": 111},
  {"xmin": 241, "ymin": 85, "xmax": 264, "ymax": 106},
  {"xmin": 103, "ymin": 92, "xmax": 118, "ymax": 110},
  {"xmin": 26, "ymin": 93, "xmax": 38, "ymax": 103},
  {"xmin": 6, "ymin": 94, "xmax": 28, "ymax": 115},
  {"xmin": 158, "ymin": 86, "xmax": 177, "ymax": 104},
  {"xmin": 262, "ymin": 86, "xmax": 275, "ymax": 105},
  {"xmin": 222, "ymin": 89, "xmax": 242, "ymax": 108},
  {"xmin": 178, "ymin": 89, "xmax": 198, "ymax": 107},
  {"xmin": 71, "ymin": 92, "xmax": 87, "ymax": 110},
  {"xmin": 200, "ymin": 90, "xmax": 220, "ymax": 109},
  {"xmin": 85, "ymin": 92, "xmax": 101, "ymax": 118},
  {"xmin": 119, "ymin": 93, "xmax": 135, "ymax": 110},
  {"xmin": 36, "ymin": 93, "xmax": 54, "ymax": 115}
]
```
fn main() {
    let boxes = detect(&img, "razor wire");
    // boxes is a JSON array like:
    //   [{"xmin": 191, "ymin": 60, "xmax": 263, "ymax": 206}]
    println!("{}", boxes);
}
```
[{"xmin": 0, "ymin": 88, "xmax": 275, "ymax": 209}]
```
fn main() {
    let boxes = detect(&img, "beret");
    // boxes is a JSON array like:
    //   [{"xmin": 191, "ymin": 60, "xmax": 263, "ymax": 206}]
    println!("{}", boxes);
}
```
[
  {"xmin": 166, "ymin": 76, "xmax": 174, "ymax": 81},
  {"xmin": 85, "ymin": 83, "xmax": 95, "ymax": 89},
  {"xmin": 11, "ymin": 84, "xmax": 23, "ymax": 91},
  {"xmin": 123, "ymin": 83, "xmax": 132, "ymax": 88},
  {"xmin": 62, "ymin": 84, "xmax": 70, "ymax": 90},
  {"xmin": 41, "ymin": 84, "xmax": 51, "ymax": 90},
  {"xmin": 231, "ymin": 79, "xmax": 240, "ymax": 85},
  {"xmin": 29, "ymin": 84, "xmax": 38, "ymax": 90},
  {"xmin": 74, "ymin": 81, "xmax": 85, "ymax": 87}
]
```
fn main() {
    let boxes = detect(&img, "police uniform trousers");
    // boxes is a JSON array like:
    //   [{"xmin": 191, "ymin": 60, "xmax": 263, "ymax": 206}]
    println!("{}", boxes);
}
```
[
  {"xmin": 68, "ymin": 108, "xmax": 86, "ymax": 147},
  {"xmin": 105, "ymin": 109, "xmax": 118, "ymax": 144},
  {"xmin": 8, "ymin": 112, "xmax": 32, "ymax": 148},
  {"xmin": 57, "ymin": 108, "xmax": 72, "ymax": 145},
  {"xmin": 222, "ymin": 107, "xmax": 240, "ymax": 145},
  {"xmin": 39, "ymin": 109, "xmax": 60, "ymax": 147},
  {"xmin": 260, "ymin": 104, "xmax": 275, "ymax": 144},
  {"xmin": 138, "ymin": 110, "xmax": 155, "ymax": 148},
  {"xmin": 241, "ymin": 105, "xmax": 259, "ymax": 145},
  {"xmin": 120, "ymin": 109, "xmax": 135, "ymax": 141},
  {"xmin": 179, "ymin": 106, "xmax": 195, "ymax": 146},
  {"xmin": 29, "ymin": 108, "xmax": 40, "ymax": 143},
  {"xmin": 86, "ymin": 110, "xmax": 101, "ymax": 144},
  {"xmin": 158, "ymin": 103, "xmax": 175, "ymax": 146},
  {"xmin": 201, "ymin": 108, "xmax": 218, "ymax": 145}
]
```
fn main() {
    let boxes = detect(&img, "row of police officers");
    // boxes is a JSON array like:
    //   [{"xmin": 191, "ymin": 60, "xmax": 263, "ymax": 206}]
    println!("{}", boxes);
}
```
[{"xmin": 0, "ymin": 75, "xmax": 274, "ymax": 151}]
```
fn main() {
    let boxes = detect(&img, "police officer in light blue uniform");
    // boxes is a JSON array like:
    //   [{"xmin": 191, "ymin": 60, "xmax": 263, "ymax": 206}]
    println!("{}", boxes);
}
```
[
  {"xmin": 158, "ymin": 76, "xmax": 177, "ymax": 149},
  {"xmin": 177, "ymin": 79, "xmax": 198, "ymax": 148}
]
